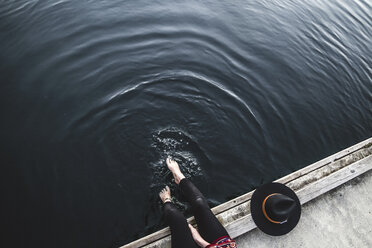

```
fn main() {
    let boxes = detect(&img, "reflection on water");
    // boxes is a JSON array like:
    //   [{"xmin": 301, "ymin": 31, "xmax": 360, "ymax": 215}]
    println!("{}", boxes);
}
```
[{"xmin": 1, "ymin": 0, "xmax": 371, "ymax": 247}]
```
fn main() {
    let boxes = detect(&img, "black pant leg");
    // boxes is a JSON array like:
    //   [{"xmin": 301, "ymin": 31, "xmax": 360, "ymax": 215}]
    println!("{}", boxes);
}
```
[
  {"xmin": 179, "ymin": 178, "xmax": 228, "ymax": 243},
  {"xmin": 164, "ymin": 202, "xmax": 199, "ymax": 248}
]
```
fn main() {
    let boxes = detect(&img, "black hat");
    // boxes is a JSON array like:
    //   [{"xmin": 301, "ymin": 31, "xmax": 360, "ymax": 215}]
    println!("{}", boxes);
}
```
[{"xmin": 250, "ymin": 182, "xmax": 301, "ymax": 236}]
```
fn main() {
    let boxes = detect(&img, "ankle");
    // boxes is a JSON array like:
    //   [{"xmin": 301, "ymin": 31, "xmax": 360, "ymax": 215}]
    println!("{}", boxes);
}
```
[{"xmin": 175, "ymin": 174, "xmax": 185, "ymax": 184}]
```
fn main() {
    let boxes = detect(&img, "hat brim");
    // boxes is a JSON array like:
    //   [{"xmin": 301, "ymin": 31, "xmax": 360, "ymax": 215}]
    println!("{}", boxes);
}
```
[{"xmin": 250, "ymin": 182, "xmax": 301, "ymax": 236}]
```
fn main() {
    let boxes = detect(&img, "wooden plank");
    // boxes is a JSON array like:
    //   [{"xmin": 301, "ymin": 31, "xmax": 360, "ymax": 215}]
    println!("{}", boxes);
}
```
[
  {"xmin": 225, "ymin": 213, "xmax": 255, "ymax": 238},
  {"xmin": 298, "ymin": 155, "xmax": 372, "ymax": 204},
  {"xmin": 120, "ymin": 138, "xmax": 372, "ymax": 248},
  {"xmin": 285, "ymin": 146, "xmax": 372, "ymax": 192},
  {"xmin": 275, "ymin": 137, "xmax": 372, "ymax": 185}
]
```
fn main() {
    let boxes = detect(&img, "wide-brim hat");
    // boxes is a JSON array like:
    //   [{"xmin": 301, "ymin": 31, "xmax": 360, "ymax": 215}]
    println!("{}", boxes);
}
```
[{"xmin": 250, "ymin": 182, "xmax": 301, "ymax": 236}]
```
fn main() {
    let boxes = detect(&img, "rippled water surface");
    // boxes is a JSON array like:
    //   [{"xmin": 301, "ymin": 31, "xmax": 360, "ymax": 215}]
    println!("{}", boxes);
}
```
[{"xmin": 1, "ymin": 0, "xmax": 371, "ymax": 247}]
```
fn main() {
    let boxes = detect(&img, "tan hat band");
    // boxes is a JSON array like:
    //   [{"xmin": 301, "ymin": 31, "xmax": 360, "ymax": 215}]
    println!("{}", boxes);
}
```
[{"xmin": 262, "ymin": 193, "xmax": 284, "ymax": 224}]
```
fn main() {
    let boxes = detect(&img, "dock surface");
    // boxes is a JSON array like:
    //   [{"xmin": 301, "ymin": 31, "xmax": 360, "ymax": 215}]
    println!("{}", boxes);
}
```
[
  {"xmin": 236, "ymin": 169, "xmax": 372, "ymax": 247},
  {"xmin": 121, "ymin": 138, "xmax": 372, "ymax": 248}
]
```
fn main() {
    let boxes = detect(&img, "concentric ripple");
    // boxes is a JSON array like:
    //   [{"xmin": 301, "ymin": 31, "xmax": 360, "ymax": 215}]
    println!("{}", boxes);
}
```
[{"xmin": 1, "ymin": 0, "xmax": 371, "ymax": 247}]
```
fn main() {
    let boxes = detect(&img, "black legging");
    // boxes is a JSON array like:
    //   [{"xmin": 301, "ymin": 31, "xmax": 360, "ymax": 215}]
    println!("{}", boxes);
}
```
[{"xmin": 164, "ymin": 178, "xmax": 228, "ymax": 248}]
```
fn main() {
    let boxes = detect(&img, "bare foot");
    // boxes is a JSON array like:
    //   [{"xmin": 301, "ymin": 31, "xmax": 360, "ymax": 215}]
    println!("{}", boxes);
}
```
[
  {"xmin": 166, "ymin": 157, "xmax": 185, "ymax": 184},
  {"xmin": 159, "ymin": 186, "xmax": 171, "ymax": 204},
  {"xmin": 188, "ymin": 224, "xmax": 210, "ymax": 248}
]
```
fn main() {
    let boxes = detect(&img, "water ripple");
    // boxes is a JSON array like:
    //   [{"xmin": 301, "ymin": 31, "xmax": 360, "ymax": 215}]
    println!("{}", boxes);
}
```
[{"xmin": 1, "ymin": 0, "xmax": 372, "ymax": 246}]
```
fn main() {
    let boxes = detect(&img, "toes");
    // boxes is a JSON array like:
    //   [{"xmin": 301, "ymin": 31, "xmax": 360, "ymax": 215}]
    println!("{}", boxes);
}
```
[
  {"xmin": 167, "ymin": 157, "xmax": 174, "ymax": 164},
  {"xmin": 160, "ymin": 186, "xmax": 170, "ymax": 195}
]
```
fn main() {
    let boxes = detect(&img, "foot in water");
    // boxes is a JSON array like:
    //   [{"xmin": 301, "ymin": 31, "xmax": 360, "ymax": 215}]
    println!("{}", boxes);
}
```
[
  {"xmin": 166, "ymin": 157, "xmax": 186, "ymax": 184},
  {"xmin": 159, "ymin": 186, "xmax": 172, "ymax": 204}
]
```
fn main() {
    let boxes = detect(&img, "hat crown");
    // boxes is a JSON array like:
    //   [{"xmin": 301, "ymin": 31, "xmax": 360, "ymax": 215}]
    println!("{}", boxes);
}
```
[{"xmin": 265, "ymin": 194, "xmax": 296, "ymax": 223}]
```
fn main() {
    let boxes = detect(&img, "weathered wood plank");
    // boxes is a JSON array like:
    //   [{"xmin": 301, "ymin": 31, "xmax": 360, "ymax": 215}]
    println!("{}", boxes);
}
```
[
  {"xmin": 275, "ymin": 137, "xmax": 372, "ymax": 185},
  {"xmin": 298, "ymin": 155, "xmax": 372, "ymax": 204},
  {"xmin": 225, "ymin": 213, "xmax": 255, "ymax": 238},
  {"xmin": 286, "ymin": 146, "xmax": 372, "ymax": 191}
]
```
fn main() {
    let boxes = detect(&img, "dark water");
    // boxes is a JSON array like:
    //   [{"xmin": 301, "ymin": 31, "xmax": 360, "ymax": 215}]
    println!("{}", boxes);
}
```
[{"xmin": 1, "ymin": 0, "xmax": 371, "ymax": 247}]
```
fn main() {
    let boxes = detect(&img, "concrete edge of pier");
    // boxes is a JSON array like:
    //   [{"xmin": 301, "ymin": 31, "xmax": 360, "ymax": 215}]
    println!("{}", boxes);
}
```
[{"xmin": 121, "ymin": 137, "xmax": 372, "ymax": 248}]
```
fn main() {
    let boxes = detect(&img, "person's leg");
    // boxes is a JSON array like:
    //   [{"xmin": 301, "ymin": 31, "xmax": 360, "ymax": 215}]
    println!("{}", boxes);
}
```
[
  {"xmin": 159, "ymin": 186, "xmax": 198, "ymax": 248},
  {"xmin": 165, "ymin": 158, "xmax": 228, "ymax": 243},
  {"xmin": 179, "ymin": 178, "xmax": 228, "ymax": 243},
  {"xmin": 163, "ymin": 202, "xmax": 199, "ymax": 248}
]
